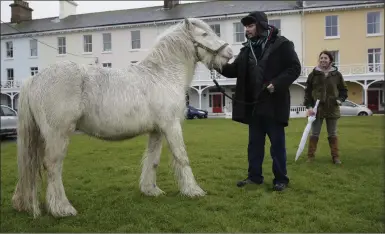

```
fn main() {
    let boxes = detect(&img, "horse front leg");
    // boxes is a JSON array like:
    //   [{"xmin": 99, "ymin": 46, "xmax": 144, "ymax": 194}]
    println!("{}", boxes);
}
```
[
  {"xmin": 161, "ymin": 120, "xmax": 206, "ymax": 197},
  {"xmin": 140, "ymin": 131, "xmax": 165, "ymax": 196}
]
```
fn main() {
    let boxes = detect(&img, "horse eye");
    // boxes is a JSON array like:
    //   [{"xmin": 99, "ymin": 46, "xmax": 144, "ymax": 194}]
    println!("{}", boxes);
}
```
[{"xmin": 202, "ymin": 33, "xmax": 208, "ymax": 36}]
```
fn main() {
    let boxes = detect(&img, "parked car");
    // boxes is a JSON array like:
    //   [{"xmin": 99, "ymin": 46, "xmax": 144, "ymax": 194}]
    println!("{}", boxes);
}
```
[
  {"xmin": 185, "ymin": 105, "xmax": 208, "ymax": 119},
  {"xmin": 340, "ymin": 100, "xmax": 373, "ymax": 116},
  {"xmin": 1, "ymin": 105, "xmax": 18, "ymax": 138}
]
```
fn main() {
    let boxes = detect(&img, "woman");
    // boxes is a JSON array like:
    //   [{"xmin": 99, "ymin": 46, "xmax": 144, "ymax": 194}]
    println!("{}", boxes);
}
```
[{"xmin": 303, "ymin": 50, "xmax": 348, "ymax": 164}]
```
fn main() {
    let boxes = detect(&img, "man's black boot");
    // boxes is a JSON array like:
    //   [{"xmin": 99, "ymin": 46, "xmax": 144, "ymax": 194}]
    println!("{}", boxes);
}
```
[
  {"xmin": 236, "ymin": 178, "xmax": 263, "ymax": 187},
  {"xmin": 273, "ymin": 183, "xmax": 287, "ymax": 191}
]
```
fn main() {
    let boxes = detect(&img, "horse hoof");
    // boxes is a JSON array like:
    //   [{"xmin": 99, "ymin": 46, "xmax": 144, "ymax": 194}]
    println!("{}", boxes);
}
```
[
  {"xmin": 12, "ymin": 194, "xmax": 41, "ymax": 217},
  {"xmin": 181, "ymin": 185, "xmax": 206, "ymax": 197},
  {"xmin": 48, "ymin": 203, "xmax": 78, "ymax": 218},
  {"xmin": 141, "ymin": 186, "xmax": 166, "ymax": 197},
  {"xmin": 51, "ymin": 208, "xmax": 77, "ymax": 218}
]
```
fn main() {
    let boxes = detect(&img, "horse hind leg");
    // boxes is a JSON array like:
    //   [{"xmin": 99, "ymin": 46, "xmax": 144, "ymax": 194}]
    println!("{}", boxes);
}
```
[
  {"xmin": 161, "ymin": 120, "xmax": 206, "ymax": 197},
  {"xmin": 12, "ymin": 87, "xmax": 45, "ymax": 218},
  {"xmin": 43, "ymin": 126, "xmax": 77, "ymax": 217},
  {"xmin": 140, "ymin": 131, "xmax": 165, "ymax": 196}
]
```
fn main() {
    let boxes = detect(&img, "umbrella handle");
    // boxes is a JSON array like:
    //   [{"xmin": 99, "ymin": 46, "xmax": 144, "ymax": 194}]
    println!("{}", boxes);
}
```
[{"xmin": 313, "ymin": 99, "xmax": 320, "ymax": 114}]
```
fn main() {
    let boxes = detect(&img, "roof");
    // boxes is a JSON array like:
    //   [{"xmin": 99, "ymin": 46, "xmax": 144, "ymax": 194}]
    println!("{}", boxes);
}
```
[
  {"xmin": 1, "ymin": 0, "xmax": 383, "ymax": 36},
  {"xmin": 304, "ymin": 0, "xmax": 383, "ymax": 8}
]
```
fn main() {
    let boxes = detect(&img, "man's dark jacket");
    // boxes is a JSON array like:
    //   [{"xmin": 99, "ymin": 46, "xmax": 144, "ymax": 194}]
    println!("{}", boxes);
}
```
[{"xmin": 217, "ymin": 28, "xmax": 302, "ymax": 127}]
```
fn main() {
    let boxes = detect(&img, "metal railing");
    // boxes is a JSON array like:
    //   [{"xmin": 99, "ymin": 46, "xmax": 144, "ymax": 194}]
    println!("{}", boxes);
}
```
[
  {"xmin": 301, "ymin": 63, "xmax": 384, "ymax": 77},
  {"xmin": 0, "ymin": 80, "xmax": 22, "ymax": 89},
  {"xmin": 193, "ymin": 63, "xmax": 384, "ymax": 81}
]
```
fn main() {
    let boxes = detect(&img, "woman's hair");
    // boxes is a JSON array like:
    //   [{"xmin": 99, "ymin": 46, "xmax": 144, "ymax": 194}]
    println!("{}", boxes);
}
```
[{"xmin": 318, "ymin": 50, "xmax": 334, "ymax": 63}]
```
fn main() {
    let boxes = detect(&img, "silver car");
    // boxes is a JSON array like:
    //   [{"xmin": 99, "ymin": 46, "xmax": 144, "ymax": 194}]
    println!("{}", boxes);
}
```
[
  {"xmin": 340, "ymin": 100, "xmax": 373, "ymax": 116},
  {"xmin": 1, "ymin": 105, "xmax": 18, "ymax": 138}
]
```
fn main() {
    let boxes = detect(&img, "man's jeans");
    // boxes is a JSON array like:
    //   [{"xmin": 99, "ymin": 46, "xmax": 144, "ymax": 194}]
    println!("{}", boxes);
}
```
[{"xmin": 247, "ymin": 115, "xmax": 289, "ymax": 185}]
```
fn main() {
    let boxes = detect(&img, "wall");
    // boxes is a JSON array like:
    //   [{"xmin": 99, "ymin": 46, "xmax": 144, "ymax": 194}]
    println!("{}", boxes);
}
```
[
  {"xmin": 290, "ymin": 84, "xmax": 305, "ymax": 105},
  {"xmin": 303, "ymin": 6, "xmax": 384, "ymax": 67},
  {"xmin": 26, "ymin": 24, "xmax": 167, "ymax": 73},
  {"xmin": 206, "ymin": 13, "xmax": 303, "ymax": 64},
  {"xmin": 0, "ymin": 23, "xmax": 172, "ymax": 82},
  {"xmin": 346, "ymin": 82, "xmax": 364, "ymax": 104},
  {"xmin": 1, "ymin": 37, "xmax": 41, "ymax": 82}
]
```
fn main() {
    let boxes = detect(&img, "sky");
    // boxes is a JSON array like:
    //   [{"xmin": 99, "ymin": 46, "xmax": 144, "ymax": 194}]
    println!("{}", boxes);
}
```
[{"xmin": 1, "ymin": 1, "xmax": 202, "ymax": 22}]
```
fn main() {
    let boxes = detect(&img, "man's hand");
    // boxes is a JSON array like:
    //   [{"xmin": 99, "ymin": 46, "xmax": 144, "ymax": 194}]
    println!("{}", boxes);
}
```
[{"xmin": 267, "ymin": 83, "xmax": 275, "ymax": 93}]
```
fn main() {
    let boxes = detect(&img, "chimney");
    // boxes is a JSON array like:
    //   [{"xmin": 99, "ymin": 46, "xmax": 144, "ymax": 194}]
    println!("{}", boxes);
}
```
[
  {"xmin": 163, "ymin": 0, "xmax": 180, "ymax": 9},
  {"xmin": 59, "ymin": 0, "xmax": 78, "ymax": 19},
  {"xmin": 296, "ymin": 0, "xmax": 307, "ymax": 8},
  {"xmin": 9, "ymin": 0, "xmax": 33, "ymax": 24}
]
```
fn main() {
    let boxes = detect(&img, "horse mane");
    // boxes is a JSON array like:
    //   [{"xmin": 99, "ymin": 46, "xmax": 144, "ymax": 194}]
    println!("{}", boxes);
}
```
[{"xmin": 140, "ymin": 18, "xmax": 216, "ymax": 68}]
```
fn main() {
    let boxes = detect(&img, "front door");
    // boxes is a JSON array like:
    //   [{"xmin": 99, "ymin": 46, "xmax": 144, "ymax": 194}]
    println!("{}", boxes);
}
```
[
  {"xmin": 368, "ymin": 90, "xmax": 379, "ymax": 111},
  {"xmin": 212, "ymin": 94, "xmax": 222, "ymax": 113}
]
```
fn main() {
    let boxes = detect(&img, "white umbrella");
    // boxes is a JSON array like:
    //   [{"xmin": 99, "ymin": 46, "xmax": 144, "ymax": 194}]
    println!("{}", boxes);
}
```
[{"xmin": 295, "ymin": 99, "xmax": 320, "ymax": 162}]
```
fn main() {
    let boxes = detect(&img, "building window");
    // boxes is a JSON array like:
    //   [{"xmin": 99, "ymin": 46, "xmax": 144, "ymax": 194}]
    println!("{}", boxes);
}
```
[
  {"xmin": 58, "ymin": 37, "xmax": 66, "ymax": 54},
  {"xmin": 233, "ymin": 22, "xmax": 245, "ymax": 43},
  {"xmin": 367, "ymin": 48, "xmax": 382, "ymax": 72},
  {"xmin": 30, "ymin": 67, "xmax": 38, "ymax": 76},
  {"xmin": 268, "ymin": 19, "xmax": 281, "ymax": 35},
  {"xmin": 210, "ymin": 24, "xmax": 221, "ymax": 37},
  {"xmin": 367, "ymin": 12, "xmax": 381, "ymax": 35},
  {"xmin": 29, "ymin": 39, "xmax": 38, "ymax": 57},
  {"xmin": 57, "ymin": 37, "xmax": 67, "ymax": 54},
  {"xmin": 5, "ymin": 41, "xmax": 13, "ymax": 58},
  {"xmin": 102, "ymin": 63, "xmax": 112, "ymax": 68},
  {"xmin": 6, "ymin": 68, "xmax": 14, "ymax": 81},
  {"xmin": 325, "ymin": 15, "xmax": 339, "ymax": 37},
  {"xmin": 103, "ymin": 33, "xmax": 112, "ymax": 52},
  {"xmin": 83, "ymin": 35, "xmax": 92, "ymax": 53},
  {"xmin": 131, "ymin": 31, "xmax": 141, "ymax": 49},
  {"xmin": 329, "ymin": 50, "xmax": 339, "ymax": 67}
]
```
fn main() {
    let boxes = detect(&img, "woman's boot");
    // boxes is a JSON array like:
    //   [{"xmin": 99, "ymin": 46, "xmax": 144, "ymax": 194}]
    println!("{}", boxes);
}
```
[
  {"xmin": 328, "ymin": 136, "xmax": 341, "ymax": 164},
  {"xmin": 307, "ymin": 136, "xmax": 319, "ymax": 162}
]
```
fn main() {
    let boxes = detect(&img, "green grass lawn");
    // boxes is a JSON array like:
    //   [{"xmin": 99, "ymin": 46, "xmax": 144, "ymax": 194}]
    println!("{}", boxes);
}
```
[{"xmin": 1, "ymin": 116, "xmax": 384, "ymax": 232}]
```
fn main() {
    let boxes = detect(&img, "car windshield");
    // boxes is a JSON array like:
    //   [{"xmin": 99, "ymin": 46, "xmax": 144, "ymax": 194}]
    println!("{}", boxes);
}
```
[{"xmin": 188, "ymin": 105, "xmax": 198, "ymax": 111}]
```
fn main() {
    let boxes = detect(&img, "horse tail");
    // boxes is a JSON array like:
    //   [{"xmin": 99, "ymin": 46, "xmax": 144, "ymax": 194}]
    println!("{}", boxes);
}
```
[{"xmin": 12, "ymin": 78, "xmax": 44, "ymax": 218}]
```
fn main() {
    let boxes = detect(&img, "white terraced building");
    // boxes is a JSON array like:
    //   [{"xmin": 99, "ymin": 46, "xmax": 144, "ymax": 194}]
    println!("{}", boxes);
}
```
[{"xmin": 1, "ymin": 0, "xmax": 383, "ymax": 117}]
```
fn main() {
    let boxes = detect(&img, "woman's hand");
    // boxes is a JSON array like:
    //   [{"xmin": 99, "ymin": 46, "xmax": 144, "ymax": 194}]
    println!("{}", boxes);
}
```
[{"xmin": 307, "ymin": 108, "xmax": 315, "ymax": 116}]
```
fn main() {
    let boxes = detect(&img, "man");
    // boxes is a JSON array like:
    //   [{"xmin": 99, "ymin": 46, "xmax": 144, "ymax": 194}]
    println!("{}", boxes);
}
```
[{"xmin": 215, "ymin": 11, "xmax": 301, "ymax": 191}]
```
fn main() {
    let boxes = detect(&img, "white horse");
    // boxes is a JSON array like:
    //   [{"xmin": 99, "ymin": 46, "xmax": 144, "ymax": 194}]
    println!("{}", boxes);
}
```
[{"xmin": 12, "ymin": 17, "xmax": 233, "ymax": 218}]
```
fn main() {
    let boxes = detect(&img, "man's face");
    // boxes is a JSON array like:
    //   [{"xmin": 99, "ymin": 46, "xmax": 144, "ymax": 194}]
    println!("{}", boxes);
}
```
[{"xmin": 245, "ymin": 23, "xmax": 257, "ymax": 38}]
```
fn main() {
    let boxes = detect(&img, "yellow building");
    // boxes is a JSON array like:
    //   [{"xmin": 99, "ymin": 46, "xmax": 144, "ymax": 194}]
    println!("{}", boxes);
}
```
[{"xmin": 302, "ymin": 0, "xmax": 384, "ymax": 112}]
